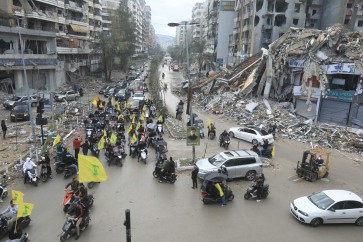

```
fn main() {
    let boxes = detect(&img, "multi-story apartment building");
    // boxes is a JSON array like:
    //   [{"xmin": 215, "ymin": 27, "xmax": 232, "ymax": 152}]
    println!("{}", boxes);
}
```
[
  {"xmin": 143, "ymin": 5, "xmax": 151, "ymax": 53},
  {"xmin": 0, "ymin": 0, "xmax": 102, "ymax": 92},
  {"xmin": 175, "ymin": 24, "xmax": 186, "ymax": 47},
  {"xmin": 191, "ymin": 2, "xmax": 204, "ymax": 39}
]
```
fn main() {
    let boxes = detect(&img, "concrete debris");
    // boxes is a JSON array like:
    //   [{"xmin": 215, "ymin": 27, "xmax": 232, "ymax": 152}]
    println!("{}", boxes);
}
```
[{"xmin": 245, "ymin": 102, "xmax": 259, "ymax": 113}]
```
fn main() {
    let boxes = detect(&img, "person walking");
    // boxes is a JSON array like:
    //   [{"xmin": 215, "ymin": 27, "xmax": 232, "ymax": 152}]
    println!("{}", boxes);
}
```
[
  {"xmin": 73, "ymin": 137, "xmax": 83, "ymax": 159},
  {"xmin": 191, "ymin": 165, "xmax": 199, "ymax": 189},
  {"xmin": 81, "ymin": 138, "xmax": 90, "ymax": 156},
  {"xmin": 1, "ymin": 120, "xmax": 7, "ymax": 139}
]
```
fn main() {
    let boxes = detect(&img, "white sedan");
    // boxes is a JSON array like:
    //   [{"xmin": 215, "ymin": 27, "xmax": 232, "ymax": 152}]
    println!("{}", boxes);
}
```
[
  {"xmin": 290, "ymin": 190, "xmax": 363, "ymax": 227},
  {"xmin": 132, "ymin": 92, "xmax": 145, "ymax": 101},
  {"xmin": 228, "ymin": 126, "xmax": 274, "ymax": 145}
]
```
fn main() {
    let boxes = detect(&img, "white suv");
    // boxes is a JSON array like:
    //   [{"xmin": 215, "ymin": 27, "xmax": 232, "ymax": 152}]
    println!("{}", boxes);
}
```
[{"xmin": 196, "ymin": 150, "xmax": 263, "ymax": 180}]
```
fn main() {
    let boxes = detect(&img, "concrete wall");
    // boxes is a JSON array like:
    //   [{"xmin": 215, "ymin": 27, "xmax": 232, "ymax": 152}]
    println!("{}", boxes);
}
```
[
  {"xmin": 216, "ymin": 11, "xmax": 236, "ymax": 64},
  {"xmin": 320, "ymin": 0, "xmax": 347, "ymax": 30}
]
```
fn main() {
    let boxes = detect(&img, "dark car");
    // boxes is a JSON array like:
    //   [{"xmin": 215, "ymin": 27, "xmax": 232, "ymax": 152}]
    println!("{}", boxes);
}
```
[
  {"xmin": 99, "ymin": 85, "xmax": 110, "ymax": 94},
  {"xmin": 126, "ymin": 75, "xmax": 137, "ymax": 82},
  {"xmin": 116, "ymin": 81, "xmax": 127, "ymax": 89},
  {"xmin": 10, "ymin": 102, "xmax": 30, "ymax": 122},
  {"xmin": 115, "ymin": 89, "xmax": 131, "ymax": 101},
  {"xmin": 129, "ymin": 100, "xmax": 140, "ymax": 113},
  {"xmin": 104, "ymin": 87, "xmax": 116, "ymax": 98}
]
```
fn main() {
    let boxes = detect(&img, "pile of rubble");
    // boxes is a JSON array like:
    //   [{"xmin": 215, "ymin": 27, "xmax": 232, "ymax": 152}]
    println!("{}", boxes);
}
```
[{"xmin": 192, "ymin": 92, "xmax": 363, "ymax": 154}]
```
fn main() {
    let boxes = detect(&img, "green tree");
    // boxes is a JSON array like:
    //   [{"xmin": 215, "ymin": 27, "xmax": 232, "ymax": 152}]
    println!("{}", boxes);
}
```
[
  {"xmin": 190, "ymin": 38, "xmax": 212, "ymax": 74},
  {"xmin": 167, "ymin": 45, "xmax": 184, "ymax": 63}
]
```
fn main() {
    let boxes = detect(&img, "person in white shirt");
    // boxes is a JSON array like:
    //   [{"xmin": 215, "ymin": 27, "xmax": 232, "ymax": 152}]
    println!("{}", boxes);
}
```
[
  {"xmin": 0, "ymin": 199, "xmax": 18, "ymax": 226},
  {"xmin": 22, "ymin": 157, "xmax": 36, "ymax": 184}
]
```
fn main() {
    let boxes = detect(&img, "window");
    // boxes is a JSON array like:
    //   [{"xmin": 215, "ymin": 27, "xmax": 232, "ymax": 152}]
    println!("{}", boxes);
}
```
[
  {"xmin": 331, "ymin": 201, "xmax": 345, "ymax": 210},
  {"xmin": 224, "ymin": 159, "xmax": 238, "ymax": 167},
  {"xmin": 344, "ymin": 18, "xmax": 350, "ymax": 24},
  {"xmin": 295, "ymin": 3, "xmax": 300, "ymax": 12},
  {"xmin": 240, "ymin": 158, "xmax": 256, "ymax": 165},
  {"xmin": 293, "ymin": 19, "xmax": 299, "ymax": 25},
  {"xmin": 358, "ymin": 20, "xmax": 363, "ymax": 27},
  {"xmin": 344, "ymin": 201, "xmax": 363, "ymax": 209}
]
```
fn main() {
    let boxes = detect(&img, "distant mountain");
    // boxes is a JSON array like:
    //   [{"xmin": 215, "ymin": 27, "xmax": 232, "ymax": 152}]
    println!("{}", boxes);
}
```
[{"xmin": 156, "ymin": 34, "xmax": 174, "ymax": 46}]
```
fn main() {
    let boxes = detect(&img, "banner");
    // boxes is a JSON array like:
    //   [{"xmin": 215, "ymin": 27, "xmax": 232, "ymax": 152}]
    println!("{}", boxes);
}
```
[
  {"xmin": 52, "ymin": 134, "xmax": 61, "ymax": 147},
  {"xmin": 17, "ymin": 202, "xmax": 34, "ymax": 218},
  {"xmin": 78, "ymin": 155, "xmax": 108, "ymax": 183},
  {"xmin": 186, "ymin": 126, "xmax": 200, "ymax": 146},
  {"xmin": 110, "ymin": 133, "xmax": 117, "ymax": 145},
  {"xmin": 11, "ymin": 190, "xmax": 24, "ymax": 204}
]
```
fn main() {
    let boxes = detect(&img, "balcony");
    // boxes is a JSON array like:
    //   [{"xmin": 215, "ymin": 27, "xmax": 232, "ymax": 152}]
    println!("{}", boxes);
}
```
[
  {"xmin": 242, "ymin": 24, "xmax": 251, "ymax": 31},
  {"xmin": 89, "ymin": 25, "xmax": 94, "ymax": 31},
  {"xmin": 65, "ymin": 2, "xmax": 86, "ymax": 13},
  {"xmin": 102, "ymin": 11, "xmax": 109, "ymax": 16},
  {"xmin": 89, "ymin": 13, "xmax": 94, "ymax": 19},
  {"xmin": 94, "ymin": 15, "xmax": 102, "ymax": 21},
  {"xmin": 66, "ymin": 19, "xmax": 88, "ymax": 27},
  {"xmin": 94, "ymin": 26, "xmax": 103, "ymax": 32},
  {"xmin": 33, "ymin": 0, "xmax": 65, "ymax": 7},
  {"xmin": 0, "ymin": 54, "xmax": 57, "ymax": 70},
  {"xmin": 56, "ymin": 47, "xmax": 91, "ymax": 54},
  {"xmin": 94, "ymin": 4, "xmax": 102, "ymax": 9},
  {"xmin": 88, "ymin": 0, "xmax": 93, "ymax": 7},
  {"xmin": 103, "ymin": 20, "xmax": 111, "ymax": 24},
  {"xmin": 0, "ymin": 25, "xmax": 56, "ymax": 37},
  {"xmin": 25, "ymin": 10, "xmax": 61, "ymax": 23}
]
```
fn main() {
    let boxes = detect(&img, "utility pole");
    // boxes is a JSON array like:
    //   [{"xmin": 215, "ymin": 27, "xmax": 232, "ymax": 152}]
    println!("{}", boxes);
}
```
[
  {"xmin": 124, "ymin": 209, "xmax": 131, "ymax": 242},
  {"xmin": 17, "ymin": 17, "xmax": 37, "ymax": 159}
]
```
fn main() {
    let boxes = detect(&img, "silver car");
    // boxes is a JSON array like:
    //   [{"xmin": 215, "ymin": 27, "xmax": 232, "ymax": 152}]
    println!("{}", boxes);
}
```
[{"xmin": 196, "ymin": 150, "xmax": 263, "ymax": 180}]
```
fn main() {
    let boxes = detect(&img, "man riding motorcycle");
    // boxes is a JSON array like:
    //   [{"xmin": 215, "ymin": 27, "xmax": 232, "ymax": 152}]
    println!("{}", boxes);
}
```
[
  {"xmin": 137, "ymin": 140, "xmax": 148, "ymax": 160},
  {"xmin": 219, "ymin": 130, "xmax": 229, "ymax": 146},
  {"xmin": 22, "ymin": 157, "xmax": 36, "ymax": 184},
  {"xmin": 207, "ymin": 123, "xmax": 216, "ymax": 137},
  {"xmin": 0, "ymin": 199, "xmax": 18, "ymax": 226},
  {"xmin": 251, "ymin": 173, "xmax": 265, "ymax": 201}
]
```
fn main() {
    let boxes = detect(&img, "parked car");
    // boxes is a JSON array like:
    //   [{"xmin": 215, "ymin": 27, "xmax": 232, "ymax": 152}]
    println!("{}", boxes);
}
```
[
  {"xmin": 54, "ymin": 91, "xmax": 79, "ymax": 102},
  {"xmin": 126, "ymin": 75, "xmax": 137, "ymax": 82},
  {"xmin": 290, "ymin": 190, "xmax": 363, "ymax": 227},
  {"xmin": 132, "ymin": 92, "xmax": 145, "ymax": 101},
  {"xmin": 196, "ymin": 150, "xmax": 263, "ymax": 180},
  {"xmin": 228, "ymin": 126, "xmax": 274, "ymax": 145},
  {"xmin": 104, "ymin": 87, "xmax": 116, "ymax": 98},
  {"xmin": 115, "ymin": 89, "xmax": 130, "ymax": 101},
  {"xmin": 99, "ymin": 85, "xmax": 110, "ymax": 94},
  {"xmin": 10, "ymin": 102, "xmax": 30, "ymax": 122},
  {"xmin": 116, "ymin": 81, "xmax": 127, "ymax": 89},
  {"xmin": 3, "ymin": 95, "xmax": 39, "ymax": 109}
]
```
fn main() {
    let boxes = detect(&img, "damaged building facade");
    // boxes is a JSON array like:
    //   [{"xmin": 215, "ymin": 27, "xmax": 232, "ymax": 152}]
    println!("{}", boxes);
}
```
[{"xmin": 265, "ymin": 25, "xmax": 363, "ymax": 127}]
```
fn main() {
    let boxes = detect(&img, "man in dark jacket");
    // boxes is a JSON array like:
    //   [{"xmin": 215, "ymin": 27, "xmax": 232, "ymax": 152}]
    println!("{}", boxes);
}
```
[
  {"xmin": 191, "ymin": 165, "xmax": 199, "ymax": 189},
  {"xmin": 1, "ymin": 120, "xmax": 7, "ymax": 139},
  {"xmin": 81, "ymin": 139, "xmax": 90, "ymax": 156}
]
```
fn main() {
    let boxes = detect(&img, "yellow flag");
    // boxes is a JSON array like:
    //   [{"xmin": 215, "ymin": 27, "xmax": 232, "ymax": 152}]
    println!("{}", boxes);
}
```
[
  {"xmin": 131, "ymin": 115, "xmax": 135, "ymax": 124},
  {"xmin": 142, "ymin": 105, "xmax": 146, "ymax": 111},
  {"xmin": 117, "ymin": 103, "xmax": 121, "ymax": 111},
  {"xmin": 136, "ymin": 121, "xmax": 140, "ymax": 130},
  {"xmin": 99, "ymin": 102, "xmax": 104, "ymax": 108},
  {"xmin": 124, "ymin": 102, "xmax": 127, "ymax": 108},
  {"xmin": 103, "ymin": 129, "xmax": 107, "ymax": 137},
  {"xmin": 11, "ymin": 190, "xmax": 24, "ymax": 205},
  {"xmin": 271, "ymin": 145, "xmax": 275, "ymax": 157},
  {"xmin": 158, "ymin": 115, "xmax": 163, "ymax": 122},
  {"xmin": 78, "ymin": 154, "xmax": 108, "ymax": 183},
  {"xmin": 52, "ymin": 134, "xmax": 61, "ymax": 147},
  {"xmin": 131, "ymin": 134, "xmax": 137, "ymax": 144},
  {"xmin": 17, "ymin": 202, "xmax": 34, "ymax": 218},
  {"xmin": 111, "ymin": 97, "xmax": 115, "ymax": 106},
  {"xmin": 118, "ymin": 113, "xmax": 124, "ymax": 120},
  {"xmin": 140, "ymin": 112, "xmax": 145, "ymax": 121},
  {"xmin": 98, "ymin": 136, "xmax": 105, "ymax": 149},
  {"xmin": 127, "ymin": 125, "xmax": 132, "ymax": 134},
  {"xmin": 110, "ymin": 133, "xmax": 117, "ymax": 145}
]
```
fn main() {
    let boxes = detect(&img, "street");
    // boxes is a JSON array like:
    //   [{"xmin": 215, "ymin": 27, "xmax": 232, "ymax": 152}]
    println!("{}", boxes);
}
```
[{"xmin": 1, "ymin": 66, "xmax": 362, "ymax": 242}]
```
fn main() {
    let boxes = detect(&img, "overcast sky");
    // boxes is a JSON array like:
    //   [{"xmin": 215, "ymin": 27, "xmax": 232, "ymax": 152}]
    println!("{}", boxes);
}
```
[{"xmin": 147, "ymin": 0, "xmax": 201, "ymax": 36}]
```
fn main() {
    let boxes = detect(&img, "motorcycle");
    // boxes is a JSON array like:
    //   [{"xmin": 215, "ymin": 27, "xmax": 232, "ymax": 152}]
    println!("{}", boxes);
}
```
[
  {"xmin": 130, "ymin": 144, "xmax": 138, "ymax": 158},
  {"xmin": 158, "ymin": 173, "xmax": 177, "ymax": 184},
  {"xmin": 90, "ymin": 142, "xmax": 100, "ymax": 158},
  {"xmin": 244, "ymin": 183, "xmax": 270, "ymax": 200},
  {"xmin": 59, "ymin": 215, "xmax": 91, "ymax": 242},
  {"xmin": 64, "ymin": 165, "xmax": 77, "ymax": 179},
  {"xmin": 201, "ymin": 183, "xmax": 234, "ymax": 205},
  {"xmin": 152, "ymin": 161, "xmax": 164, "ymax": 178},
  {"xmin": 157, "ymin": 123, "xmax": 163, "ymax": 135},
  {"xmin": 39, "ymin": 164, "xmax": 49, "ymax": 182},
  {"xmin": 108, "ymin": 149, "xmax": 126, "ymax": 167},
  {"xmin": 85, "ymin": 126, "xmax": 93, "ymax": 139},
  {"xmin": 63, "ymin": 189, "xmax": 75, "ymax": 213},
  {"xmin": 18, "ymin": 233, "xmax": 30, "ymax": 242},
  {"xmin": 24, "ymin": 167, "xmax": 38, "ymax": 187},
  {"xmin": 0, "ymin": 216, "xmax": 31, "ymax": 240},
  {"xmin": 219, "ymin": 135, "xmax": 230, "ymax": 150},
  {"xmin": 137, "ymin": 148, "xmax": 147, "ymax": 164}
]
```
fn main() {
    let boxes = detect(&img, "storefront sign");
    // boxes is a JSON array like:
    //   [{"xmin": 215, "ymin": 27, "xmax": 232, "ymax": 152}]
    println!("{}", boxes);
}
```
[
  {"xmin": 293, "ymin": 86, "xmax": 321, "ymax": 98},
  {"xmin": 288, "ymin": 59, "xmax": 307, "ymax": 68},
  {"xmin": 325, "ymin": 89, "xmax": 354, "ymax": 101},
  {"xmin": 322, "ymin": 63, "xmax": 361, "ymax": 75}
]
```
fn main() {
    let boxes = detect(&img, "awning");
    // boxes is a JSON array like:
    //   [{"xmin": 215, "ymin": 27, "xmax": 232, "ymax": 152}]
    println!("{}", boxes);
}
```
[{"xmin": 70, "ymin": 24, "xmax": 89, "ymax": 34}]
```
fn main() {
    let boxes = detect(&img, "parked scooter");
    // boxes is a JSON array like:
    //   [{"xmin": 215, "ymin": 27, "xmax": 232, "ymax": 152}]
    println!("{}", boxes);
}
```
[{"xmin": 244, "ymin": 183, "xmax": 270, "ymax": 200}]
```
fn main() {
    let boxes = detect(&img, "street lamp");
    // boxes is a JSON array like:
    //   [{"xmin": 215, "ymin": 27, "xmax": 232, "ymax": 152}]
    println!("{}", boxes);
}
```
[{"xmin": 168, "ymin": 21, "xmax": 199, "ymax": 163}]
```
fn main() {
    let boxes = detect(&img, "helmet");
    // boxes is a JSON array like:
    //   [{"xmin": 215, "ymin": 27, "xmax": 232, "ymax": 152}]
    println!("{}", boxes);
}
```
[{"xmin": 25, "ymin": 157, "xmax": 31, "ymax": 162}]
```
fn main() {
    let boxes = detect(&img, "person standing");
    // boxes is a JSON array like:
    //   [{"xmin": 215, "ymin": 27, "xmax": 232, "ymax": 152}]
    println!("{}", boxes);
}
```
[
  {"xmin": 214, "ymin": 182, "xmax": 226, "ymax": 206},
  {"xmin": 191, "ymin": 165, "xmax": 199, "ymax": 189},
  {"xmin": 73, "ymin": 137, "xmax": 83, "ymax": 159},
  {"xmin": 81, "ymin": 138, "xmax": 90, "ymax": 156},
  {"xmin": 1, "ymin": 120, "xmax": 7, "ymax": 139}
]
